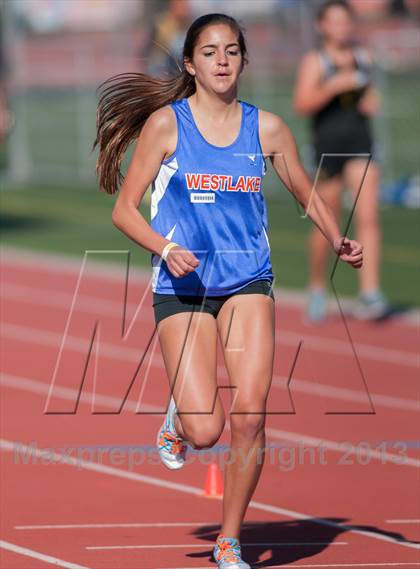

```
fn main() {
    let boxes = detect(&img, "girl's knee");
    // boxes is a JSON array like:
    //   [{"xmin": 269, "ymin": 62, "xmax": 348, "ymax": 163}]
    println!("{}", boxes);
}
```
[
  {"xmin": 182, "ymin": 418, "xmax": 225, "ymax": 450},
  {"xmin": 230, "ymin": 412, "xmax": 266, "ymax": 439}
]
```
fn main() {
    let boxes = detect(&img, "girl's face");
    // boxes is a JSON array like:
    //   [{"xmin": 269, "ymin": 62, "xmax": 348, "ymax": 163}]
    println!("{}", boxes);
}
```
[
  {"xmin": 317, "ymin": 6, "xmax": 354, "ymax": 46},
  {"xmin": 185, "ymin": 24, "xmax": 243, "ymax": 96}
]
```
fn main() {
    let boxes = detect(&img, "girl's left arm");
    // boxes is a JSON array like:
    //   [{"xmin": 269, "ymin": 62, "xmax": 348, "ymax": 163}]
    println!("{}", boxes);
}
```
[
  {"xmin": 357, "ymin": 47, "xmax": 381, "ymax": 116},
  {"xmin": 259, "ymin": 110, "xmax": 363, "ymax": 269},
  {"xmin": 358, "ymin": 85, "xmax": 381, "ymax": 116}
]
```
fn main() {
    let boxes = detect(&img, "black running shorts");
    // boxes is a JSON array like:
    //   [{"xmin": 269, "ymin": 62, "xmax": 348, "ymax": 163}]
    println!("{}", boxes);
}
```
[{"xmin": 152, "ymin": 279, "xmax": 275, "ymax": 325}]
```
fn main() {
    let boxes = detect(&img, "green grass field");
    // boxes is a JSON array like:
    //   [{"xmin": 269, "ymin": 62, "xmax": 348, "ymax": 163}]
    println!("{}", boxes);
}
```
[{"xmin": 1, "ymin": 182, "xmax": 418, "ymax": 308}]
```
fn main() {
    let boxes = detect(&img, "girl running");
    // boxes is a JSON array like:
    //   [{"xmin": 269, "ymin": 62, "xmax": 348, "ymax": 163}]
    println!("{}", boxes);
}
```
[
  {"xmin": 94, "ymin": 13, "xmax": 363, "ymax": 569},
  {"xmin": 293, "ymin": 0, "xmax": 390, "ymax": 322}
]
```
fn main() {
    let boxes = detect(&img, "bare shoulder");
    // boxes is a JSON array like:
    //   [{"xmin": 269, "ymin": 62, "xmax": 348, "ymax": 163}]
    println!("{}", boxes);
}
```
[
  {"xmin": 258, "ymin": 109, "xmax": 295, "ymax": 156},
  {"xmin": 259, "ymin": 109, "xmax": 286, "ymax": 132},
  {"xmin": 139, "ymin": 104, "xmax": 177, "ymax": 159},
  {"xmin": 355, "ymin": 45, "xmax": 374, "ymax": 65},
  {"xmin": 144, "ymin": 105, "xmax": 176, "ymax": 135},
  {"xmin": 299, "ymin": 49, "xmax": 322, "ymax": 70},
  {"xmin": 296, "ymin": 50, "xmax": 323, "ymax": 84}
]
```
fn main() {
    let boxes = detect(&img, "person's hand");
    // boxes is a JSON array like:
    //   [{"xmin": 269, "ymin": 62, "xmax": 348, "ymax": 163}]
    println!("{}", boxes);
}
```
[
  {"xmin": 333, "ymin": 236, "xmax": 363, "ymax": 269},
  {"xmin": 328, "ymin": 70, "xmax": 365, "ymax": 96},
  {"xmin": 165, "ymin": 245, "xmax": 200, "ymax": 278},
  {"xmin": 357, "ymin": 87, "xmax": 381, "ymax": 116}
]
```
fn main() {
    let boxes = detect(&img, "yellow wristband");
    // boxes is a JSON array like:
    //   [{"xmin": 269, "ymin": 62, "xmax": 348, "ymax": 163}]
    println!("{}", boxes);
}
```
[{"xmin": 161, "ymin": 242, "xmax": 179, "ymax": 261}]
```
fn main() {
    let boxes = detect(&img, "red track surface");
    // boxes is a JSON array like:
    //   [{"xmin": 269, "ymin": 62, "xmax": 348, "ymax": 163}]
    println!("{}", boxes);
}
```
[{"xmin": 1, "ymin": 248, "xmax": 419, "ymax": 569}]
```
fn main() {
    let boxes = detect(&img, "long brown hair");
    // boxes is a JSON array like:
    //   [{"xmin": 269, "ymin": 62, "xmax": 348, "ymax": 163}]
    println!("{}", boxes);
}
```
[{"xmin": 93, "ymin": 13, "xmax": 248, "ymax": 195}]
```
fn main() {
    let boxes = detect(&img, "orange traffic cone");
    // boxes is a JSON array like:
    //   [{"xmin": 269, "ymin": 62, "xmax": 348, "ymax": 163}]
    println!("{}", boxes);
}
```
[{"xmin": 203, "ymin": 463, "xmax": 224, "ymax": 498}]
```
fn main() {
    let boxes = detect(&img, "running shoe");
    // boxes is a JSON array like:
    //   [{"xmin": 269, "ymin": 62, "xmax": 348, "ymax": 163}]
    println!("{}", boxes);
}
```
[
  {"xmin": 156, "ymin": 395, "xmax": 187, "ymax": 470},
  {"xmin": 213, "ymin": 534, "xmax": 251, "ymax": 569},
  {"xmin": 353, "ymin": 290, "xmax": 391, "ymax": 320},
  {"xmin": 306, "ymin": 289, "xmax": 328, "ymax": 323}
]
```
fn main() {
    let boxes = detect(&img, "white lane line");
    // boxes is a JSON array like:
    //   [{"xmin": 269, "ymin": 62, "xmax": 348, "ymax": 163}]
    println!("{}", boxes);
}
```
[
  {"xmin": 0, "ymin": 247, "xmax": 154, "ymax": 281},
  {"xmin": 281, "ymin": 330, "xmax": 419, "ymax": 368},
  {"xmin": 0, "ymin": 437, "xmax": 205, "ymax": 495},
  {"xmin": 2, "ymin": 372, "xmax": 419, "ymax": 468},
  {"xmin": 85, "ymin": 542, "xmax": 347, "ymax": 550},
  {"xmin": 2, "ymin": 372, "xmax": 419, "ymax": 469},
  {"xmin": 2, "ymin": 281, "xmax": 419, "ymax": 368},
  {"xmin": 267, "ymin": 566, "xmax": 420, "ymax": 568},
  {"xmin": 2, "ymin": 321, "xmax": 419, "ymax": 415},
  {"xmin": 156, "ymin": 564, "xmax": 420, "ymax": 569},
  {"xmin": 15, "ymin": 520, "xmax": 329, "ymax": 531},
  {"xmin": 386, "ymin": 519, "xmax": 420, "ymax": 524},
  {"xmin": 1, "ymin": 439, "xmax": 419, "ymax": 550},
  {"xmin": 0, "ymin": 539, "xmax": 90, "ymax": 569},
  {"xmin": 264, "ymin": 426, "xmax": 420, "ymax": 468},
  {"xmin": 271, "ymin": 376, "xmax": 420, "ymax": 412},
  {"xmin": 0, "ymin": 372, "xmax": 158, "ymax": 415},
  {"xmin": 15, "ymin": 521, "xmax": 217, "ymax": 530}
]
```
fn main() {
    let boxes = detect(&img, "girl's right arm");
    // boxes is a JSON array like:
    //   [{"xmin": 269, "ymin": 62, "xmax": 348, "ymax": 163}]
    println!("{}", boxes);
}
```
[{"xmin": 111, "ymin": 106, "xmax": 200, "ymax": 278}]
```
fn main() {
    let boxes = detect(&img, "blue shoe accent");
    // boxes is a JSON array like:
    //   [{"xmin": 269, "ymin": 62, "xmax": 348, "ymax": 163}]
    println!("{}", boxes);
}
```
[
  {"xmin": 157, "ymin": 395, "xmax": 187, "ymax": 470},
  {"xmin": 165, "ymin": 394, "xmax": 177, "ymax": 433},
  {"xmin": 307, "ymin": 289, "xmax": 327, "ymax": 323},
  {"xmin": 213, "ymin": 534, "xmax": 251, "ymax": 569},
  {"xmin": 354, "ymin": 290, "xmax": 391, "ymax": 320}
]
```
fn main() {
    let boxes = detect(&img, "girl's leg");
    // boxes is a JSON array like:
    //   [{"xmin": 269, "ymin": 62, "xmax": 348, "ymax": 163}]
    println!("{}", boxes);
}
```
[
  {"xmin": 215, "ymin": 293, "xmax": 275, "ymax": 539},
  {"xmin": 308, "ymin": 175, "xmax": 342, "ymax": 290},
  {"xmin": 156, "ymin": 310, "xmax": 225, "ymax": 449},
  {"xmin": 343, "ymin": 159, "xmax": 381, "ymax": 294}
]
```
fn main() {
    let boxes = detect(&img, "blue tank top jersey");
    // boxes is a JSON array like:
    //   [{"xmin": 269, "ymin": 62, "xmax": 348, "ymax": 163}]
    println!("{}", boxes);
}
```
[{"xmin": 150, "ymin": 97, "xmax": 274, "ymax": 296}]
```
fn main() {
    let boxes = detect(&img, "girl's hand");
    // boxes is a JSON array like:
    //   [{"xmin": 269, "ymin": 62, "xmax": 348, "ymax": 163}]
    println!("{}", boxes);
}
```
[
  {"xmin": 165, "ymin": 245, "xmax": 200, "ymax": 278},
  {"xmin": 333, "ymin": 237, "xmax": 363, "ymax": 269},
  {"xmin": 357, "ymin": 86, "xmax": 381, "ymax": 116},
  {"xmin": 329, "ymin": 70, "xmax": 361, "ymax": 95}
]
